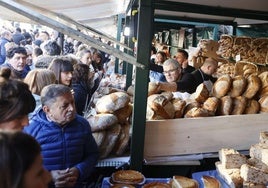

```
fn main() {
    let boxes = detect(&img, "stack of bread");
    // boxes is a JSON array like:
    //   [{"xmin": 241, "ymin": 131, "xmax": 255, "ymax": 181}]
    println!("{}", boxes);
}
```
[
  {"xmin": 216, "ymin": 131, "xmax": 268, "ymax": 187},
  {"xmin": 146, "ymin": 68, "xmax": 268, "ymax": 120},
  {"xmin": 217, "ymin": 35, "xmax": 268, "ymax": 66},
  {"xmin": 85, "ymin": 91, "xmax": 133, "ymax": 159}
]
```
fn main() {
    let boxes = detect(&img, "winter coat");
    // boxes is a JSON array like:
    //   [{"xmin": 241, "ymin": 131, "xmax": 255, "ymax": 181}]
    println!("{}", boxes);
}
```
[{"xmin": 24, "ymin": 107, "xmax": 99, "ymax": 182}]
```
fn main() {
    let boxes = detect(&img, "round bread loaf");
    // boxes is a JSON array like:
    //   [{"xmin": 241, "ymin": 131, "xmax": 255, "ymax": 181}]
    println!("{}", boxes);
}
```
[
  {"xmin": 203, "ymin": 97, "xmax": 220, "ymax": 115},
  {"xmin": 92, "ymin": 131, "xmax": 106, "ymax": 147},
  {"xmin": 113, "ymin": 104, "xmax": 133, "ymax": 124},
  {"xmin": 184, "ymin": 107, "xmax": 209, "ymax": 118},
  {"xmin": 87, "ymin": 113, "xmax": 118, "ymax": 132},
  {"xmin": 244, "ymin": 99, "xmax": 260, "ymax": 114},
  {"xmin": 243, "ymin": 75, "xmax": 261, "ymax": 99},
  {"xmin": 184, "ymin": 101, "xmax": 202, "ymax": 115},
  {"xmin": 212, "ymin": 74, "xmax": 232, "ymax": 98},
  {"xmin": 217, "ymin": 95, "xmax": 233, "ymax": 115},
  {"xmin": 112, "ymin": 123, "xmax": 130, "ymax": 156},
  {"xmin": 231, "ymin": 96, "xmax": 247, "ymax": 115},
  {"xmin": 194, "ymin": 83, "xmax": 209, "ymax": 103},
  {"xmin": 112, "ymin": 170, "xmax": 144, "ymax": 184},
  {"xmin": 96, "ymin": 92, "xmax": 130, "ymax": 113},
  {"xmin": 228, "ymin": 75, "xmax": 247, "ymax": 97}
]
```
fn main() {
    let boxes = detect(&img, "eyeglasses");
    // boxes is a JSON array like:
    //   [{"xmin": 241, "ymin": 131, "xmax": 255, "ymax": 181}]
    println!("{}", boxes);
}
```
[{"xmin": 163, "ymin": 68, "xmax": 178, "ymax": 75}]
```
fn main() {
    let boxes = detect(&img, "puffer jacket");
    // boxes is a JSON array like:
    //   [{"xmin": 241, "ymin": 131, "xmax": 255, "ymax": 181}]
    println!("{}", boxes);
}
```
[{"xmin": 24, "ymin": 107, "xmax": 99, "ymax": 182}]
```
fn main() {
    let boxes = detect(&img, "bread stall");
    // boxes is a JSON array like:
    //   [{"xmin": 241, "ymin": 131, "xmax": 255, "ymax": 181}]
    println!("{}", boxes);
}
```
[{"xmin": 127, "ymin": 0, "xmax": 268, "ymax": 179}]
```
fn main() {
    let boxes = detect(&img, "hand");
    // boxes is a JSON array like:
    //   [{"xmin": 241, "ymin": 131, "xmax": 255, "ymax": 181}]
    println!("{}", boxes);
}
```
[{"xmin": 51, "ymin": 167, "xmax": 79, "ymax": 188}]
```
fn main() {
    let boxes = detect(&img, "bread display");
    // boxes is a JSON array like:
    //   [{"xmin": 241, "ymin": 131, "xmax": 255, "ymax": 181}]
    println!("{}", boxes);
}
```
[
  {"xmin": 202, "ymin": 175, "xmax": 220, "ymax": 188},
  {"xmin": 216, "ymin": 131, "xmax": 268, "ymax": 187},
  {"xmin": 112, "ymin": 170, "xmax": 145, "ymax": 185},
  {"xmin": 248, "ymin": 38, "xmax": 268, "ymax": 66},
  {"xmin": 232, "ymin": 36, "xmax": 252, "ymax": 60},
  {"xmin": 171, "ymin": 175, "xmax": 198, "ymax": 188},
  {"xmin": 217, "ymin": 34, "xmax": 233, "ymax": 59}
]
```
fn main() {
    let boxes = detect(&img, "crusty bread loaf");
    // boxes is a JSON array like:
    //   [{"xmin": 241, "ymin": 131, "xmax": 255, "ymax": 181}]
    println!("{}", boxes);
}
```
[
  {"xmin": 231, "ymin": 96, "xmax": 247, "ymax": 115},
  {"xmin": 244, "ymin": 99, "xmax": 260, "ymax": 114},
  {"xmin": 172, "ymin": 98, "xmax": 186, "ymax": 118},
  {"xmin": 99, "ymin": 124, "xmax": 121, "ymax": 159},
  {"xmin": 258, "ymin": 95, "xmax": 268, "ymax": 113},
  {"xmin": 228, "ymin": 75, "xmax": 247, "ymax": 97},
  {"xmin": 240, "ymin": 163, "xmax": 268, "ymax": 184},
  {"xmin": 202, "ymin": 97, "xmax": 220, "ymax": 116},
  {"xmin": 171, "ymin": 175, "xmax": 198, "ymax": 188},
  {"xmin": 217, "ymin": 95, "xmax": 233, "ymax": 115},
  {"xmin": 215, "ymin": 161, "xmax": 243, "ymax": 188},
  {"xmin": 259, "ymin": 85, "xmax": 268, "ymax": 98},
  {"xmin": 96, "ymin": 92, "xmax": 130, "ymax": 113},
  {"xmin": 87, "ymin": 114, "xmax": 118, "ymax": 132},
  {"xmin": 112, "ymin": 123, "xmax": 130, "ymax": 156},
  {"xmin": 194, "ymin": 83, "xmax": 209, "ymax": 103},
  {"xmin": 184, "ymin": 101, "xmax": 202, "ymax": 115},
  {"xmin": 184, "ymin": 107, "xmax": 209, "ymax": 118},
  {"xmin": 249, "ymin": 143, "xmax": 268, "ymax": 165},
  {"xmin": 92, "ymin": 131, "xmax": 106, "ymax": 147},
  {"xmin": 219, "ymin": 148, "xmax": 247, "ymax": 169},
  {"xmin": 202, "ymin": 175, "xmax": 220, "ymax": 188},
  {"xmin": 243, "ymin": 75, "xmax": 261, "ymax": 99},
  {"xmin": 113, "ymin": 103, "xmax": 133, "ymax": 124},
  {"xmin": 212, "ymin": 74, "xmax": 232, "ymax": 98}
]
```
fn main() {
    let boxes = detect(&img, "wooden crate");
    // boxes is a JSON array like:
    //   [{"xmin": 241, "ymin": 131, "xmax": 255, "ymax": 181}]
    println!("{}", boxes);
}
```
[{"xmin": 144, "ymin": 114, "xmax": 268, "ymax": 157}]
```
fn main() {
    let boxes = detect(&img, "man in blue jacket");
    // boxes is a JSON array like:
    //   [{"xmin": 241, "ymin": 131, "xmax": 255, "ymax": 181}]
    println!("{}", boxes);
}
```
[{"xmin": 24, "ymin": 84, "xmax": 99, "ymax": 188}]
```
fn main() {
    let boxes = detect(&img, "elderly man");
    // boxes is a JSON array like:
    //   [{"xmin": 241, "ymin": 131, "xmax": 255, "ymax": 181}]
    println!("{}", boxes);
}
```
[
  {"xmin": 24, "ymin": 84, "xmax": 99, "ymax": 188},
  {"xmin": 1, "ymin": 46, "xmax": 29, "ymax": 79},
  {"xmin": 158, "ymin": 57, "xmax": 218, "ymax": 95}
]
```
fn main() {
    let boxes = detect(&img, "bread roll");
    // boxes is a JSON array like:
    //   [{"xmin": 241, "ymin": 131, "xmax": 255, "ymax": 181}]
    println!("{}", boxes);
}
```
[
  {"xmin": 231, "ymin": 96, "xmax": 247, "ymax": 115},
  {"xmin": 244, "ymin": 99, "xmax": 260, "ymax": 114},
  {"xmin": 202, "ymin": 176, "xmax": 220, "ymax": 188},
  {"xmin": 212, "ymin": 74, "xmax": 232, "ymax": 98},
  {"xmin": 87, "ymin": 114, "xmax": 118, "ymax": 132},
  {"xmin": 203, "ymin": 97, "xmax": 220, "ymax": 115},
  {"xmin": 217, "ymin": 96, "xmax": 233, "ymax": 115},
  {"xmin": 228, "ymin": 75, "xmax": 247, "ymax": 97},
  {"xmin": 259, "ymin": 95, "xmax": 268, "ymax": 113},
  {"xmin": 243, "ymin": 75, "xmax": 262, "ymax": 99},
  {"xmin": 96, "ymin": 92, "xmax": 130, "ymax": 113},
  {"xmin": 172, "ymin": 176, "xmax": 198, "ymax": 188},
  {"xmin": 172, "ymin": 98, "xmax": 186, "ymax": 118},
  {"xmin": 194, "ymin": 83, "xmax": 209, "ymax": 103}
]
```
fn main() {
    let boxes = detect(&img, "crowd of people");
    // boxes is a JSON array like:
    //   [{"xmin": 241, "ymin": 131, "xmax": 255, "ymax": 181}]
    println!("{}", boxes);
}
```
[{"xmin": 0, "ymin": 24, "xmax": 219, "ymax": 188}]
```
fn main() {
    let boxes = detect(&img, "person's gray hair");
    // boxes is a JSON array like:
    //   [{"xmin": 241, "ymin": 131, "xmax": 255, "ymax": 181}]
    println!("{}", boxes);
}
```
[
  {"xmin": 41, "ymin": 84, "xmax": 71, "ymax": 106},
  {"xmin": 163, "ymin": 58, "xmax": 181, "ymax": 69}
]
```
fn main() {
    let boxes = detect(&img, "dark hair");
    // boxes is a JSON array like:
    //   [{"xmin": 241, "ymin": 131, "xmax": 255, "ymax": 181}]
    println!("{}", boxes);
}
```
[
  {"xmin": 72, "ymin": 63, "xmax": 90, "ymax": 83},
  {"xmin": 6, "ymin": 47, "xmax": 27, "ymax": 59},
  {"xmin": 48, "ymin": 57, "xmax": 74, "ymax": 85},
  {"xmin": 0, "ymin": 131, "xmax": 41, "ymax": 188},
  {"xmin": 41, "ymin": 84, "xmax": 72, "ymax": 107},
  {"xmin": 177, "ymin": 49, "xmax": 189, "ymax": 59},
  {"xmin": 151, "ymin": 46, "xmax": 157, "ymax": 54},
  {"xmin": 0, "ymin": 68, "xmax": 35, "ymax": 124},
  {"xmin": 43, "ymin": 40, "xmax": 61, "ymax": 56},
  {"xmin": 33, "ymin": 47, "xmax": 43, "ymax": 57}
]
